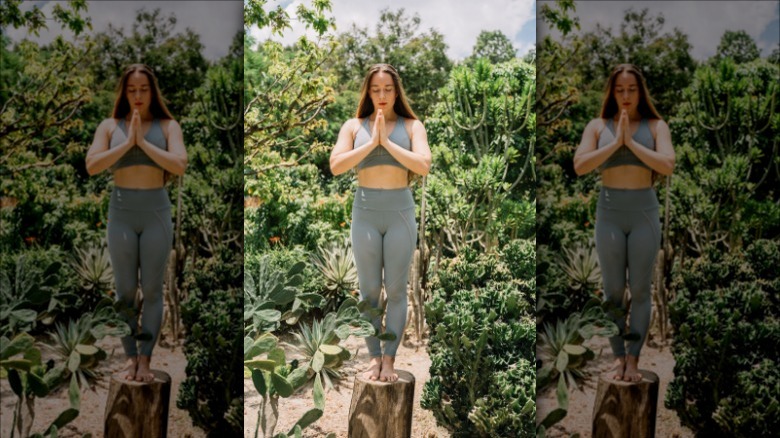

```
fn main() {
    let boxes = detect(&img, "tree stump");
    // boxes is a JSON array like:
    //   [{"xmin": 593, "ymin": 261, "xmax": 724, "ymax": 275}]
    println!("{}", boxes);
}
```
[
  {"xmin": 592, "ymin": 369, "xmax": 660, "ymax": 438},
  {"xmin": 104, "ymin": 370, "xmax": 172, "ymax": 438},
  {"xmin": 348, "ymin": 369, "xmax": 415, "ymax": 438}
]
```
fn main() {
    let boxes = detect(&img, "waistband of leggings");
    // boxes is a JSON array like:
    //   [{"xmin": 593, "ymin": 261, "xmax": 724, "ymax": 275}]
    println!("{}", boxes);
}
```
[
  {"xmin": 597, "ymin": 186, "xmax": 658, "ymax": 212},
  {"xmin": 353, "ymin": 186, "xmax": 414, "ymax": 211},
  {"xmin": 109, "ymin": 187, "xmax": 171, "ymax": 211}
]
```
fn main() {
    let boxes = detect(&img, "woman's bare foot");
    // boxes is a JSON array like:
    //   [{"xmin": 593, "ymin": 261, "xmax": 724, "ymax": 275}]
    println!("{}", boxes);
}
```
[
  {"xmin": 362, "ymin": 356, "xmax": 382, "ymax": 381},
  {"xmin": 611, "ymin": 356, "xmax": 626, "ymax": 381},
  {"xmin": 123, "ymin": 357, "xmax": 138, "ymax": 381},
  {"xmin": 135, "ymin": 355, "xmax": 155, "ymax": 383},
  {"xmin": 380, "ymin": 355, "xmax": 398, "ymax": 382},
  {"xmin": 623, "ymin": 355, "xmax": 642, "ymax": 382}
]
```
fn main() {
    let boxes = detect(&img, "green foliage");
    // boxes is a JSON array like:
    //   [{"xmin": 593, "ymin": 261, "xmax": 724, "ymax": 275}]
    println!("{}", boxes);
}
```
[
  {"xmin": 425, "ymin": 59, "xmax": 536, "ymax": 254},
  {"xmin": 329, "ymin": 7, "xmax": 452, "ymax": 118},
  {"xmin": 467, "ymin": 30, "xmax": 517, "ymax": 65},
  {"xmin": 422, "ymin": 247, "xmax": 536, "ymax": 437},
  {"xmin": 310, "ymin": 239, "xmax": 358, "ymax": 311},
  {"xmin": 177, "ymin": 288, "xmax": 244, "ymax": 436},
  {"xmin": 715, "ymin": 30, "xmax": 760, "ymax": 64},
  {"xmin": 666, "ymin": 239, "xmax": 780, "ymax": 437}
]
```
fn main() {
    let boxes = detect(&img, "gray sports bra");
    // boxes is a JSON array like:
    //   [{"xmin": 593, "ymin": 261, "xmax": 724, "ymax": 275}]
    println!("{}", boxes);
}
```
[
  {"xmin": 597, "ymin": 118, "xmax": 655, "ymax": 170},
  {"xmin": 353, "ymin": 116, "xmax": 411, "ymax": 171},
  {"xmin": 109, "ymin": 118, "xmax": 167, "ymax": 171}
]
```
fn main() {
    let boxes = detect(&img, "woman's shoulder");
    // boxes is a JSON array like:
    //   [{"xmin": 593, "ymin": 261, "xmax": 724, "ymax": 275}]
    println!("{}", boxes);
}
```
[
  {"xmin": 98, "ymin": 118, "xmax": 120, "ymax": 136},
  {"xmin": 586, "ymin": 117, "xmax": 608, "ymax": 132}
]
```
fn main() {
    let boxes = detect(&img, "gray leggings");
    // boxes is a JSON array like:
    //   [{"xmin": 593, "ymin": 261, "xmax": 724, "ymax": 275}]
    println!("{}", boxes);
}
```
[
  {"xmin": 595, "ymin": 187, "xmax": 660, "ymax": 357},
  {"xmin": 351, "ymin": 187, "xmax": 417, "ymax": 357},
  {"xmin": 107, "ymin": 187, "xmax": 172, "ymax": 357}
]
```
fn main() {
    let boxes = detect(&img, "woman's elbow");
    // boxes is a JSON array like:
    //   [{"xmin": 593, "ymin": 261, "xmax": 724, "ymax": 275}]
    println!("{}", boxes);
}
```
[{"xmin": 329, "ymin": 157, "xmax": 346, "ymax": 176}]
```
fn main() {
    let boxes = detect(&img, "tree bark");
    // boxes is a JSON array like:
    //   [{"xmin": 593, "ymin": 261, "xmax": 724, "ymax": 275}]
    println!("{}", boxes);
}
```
[
  {"xmin": 592, "ymin": 369, "xmax": 660, "ymax": 438},
  {"xmin": 348, "ymin": 369, "xmax": 415, "ymax": 438},
  {"xmin": 104, "ymin": 370, "xmax": 171, "ymax": 438}
]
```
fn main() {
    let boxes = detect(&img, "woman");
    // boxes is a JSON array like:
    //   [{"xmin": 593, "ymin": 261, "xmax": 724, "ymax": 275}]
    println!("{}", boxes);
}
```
[
  {"xmin": 330, "ymin": 63, "xmax": 432, "ymax": 383},
  {"xmin": 573, "ymin": 64, "xmax": 675, "ymax": 382},
  {"xmin": 85, "ymin": 64, "xmax": 187, "ymax": 382}
]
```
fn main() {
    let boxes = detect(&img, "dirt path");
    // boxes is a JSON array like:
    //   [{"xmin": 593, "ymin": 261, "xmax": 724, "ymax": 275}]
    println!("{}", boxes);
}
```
[
  {"xmin": 244, "ymin": 332, "xmax": 452, "ymax": 438},
  {"xmin": 0, "ymin": 335, "xmax": 205, "ymax": 438},
  {"xmin": 537, "ymin": 335, "xmax": 694, "ymax": 438}
]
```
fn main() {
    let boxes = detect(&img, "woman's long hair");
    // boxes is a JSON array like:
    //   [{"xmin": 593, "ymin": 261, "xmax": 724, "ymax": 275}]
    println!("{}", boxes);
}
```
[
  {"xmin": 355, "ymin": 64, "xmax": 418, "ymax": 120},
  {"xmin": 599, "ymin": 64, "xmax": 662, "ymax": 120},
  {"xmin": 112, "ymin": 64, "xmax": 174, "ymax": 120}
]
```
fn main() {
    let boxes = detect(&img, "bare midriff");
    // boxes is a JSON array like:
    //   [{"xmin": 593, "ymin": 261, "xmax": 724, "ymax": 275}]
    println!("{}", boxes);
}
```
[
  {"xmin": 357, "ymin": 165, "xmax": 409, "ymax": 189},
  {"xmin": 113, "ymin": 165, "xmax": 165, "ymax": 189},
  {"xmin": 601, "ymin": 165, "xmax": 653, "ymax": 189}
]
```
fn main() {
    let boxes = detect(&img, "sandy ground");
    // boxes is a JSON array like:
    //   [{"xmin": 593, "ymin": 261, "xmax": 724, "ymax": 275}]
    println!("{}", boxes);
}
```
[
  {"xmin": 0, "ymin": 333, "xmax": 205, "ymax": 438},
  {"xmin": 537, "ymin": 334, "xmax": 694, "ymax": 438},
  {"xmin": 244, "ymin": 331, "xmax": 452, "ymax": 438}
]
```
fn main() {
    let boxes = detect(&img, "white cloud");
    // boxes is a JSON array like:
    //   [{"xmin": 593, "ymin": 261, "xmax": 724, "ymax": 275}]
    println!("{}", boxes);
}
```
[
  {"xmin": 538, "ymin": 0, "xmax": 779, "ymax": 61},
  {"xmin": 250, "ymin": 0, "xmax": 536, "ymax": 60}
]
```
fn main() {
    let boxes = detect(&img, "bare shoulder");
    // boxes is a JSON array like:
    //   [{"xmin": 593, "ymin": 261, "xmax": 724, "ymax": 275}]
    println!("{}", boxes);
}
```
[
  {"xmin": 98, "ymin": 118, "xmax": 119, "ymax": 136},
  {"xmin": 342, "ymin": 118, "xmax": 361, "ymax": 136},
  {"xmin": 648, "ymin": 118, "xmax": 669, "ymax": 136},
  {"xmin": 160, "ymin": 118, "xmax": 181, "ymax": 135}
]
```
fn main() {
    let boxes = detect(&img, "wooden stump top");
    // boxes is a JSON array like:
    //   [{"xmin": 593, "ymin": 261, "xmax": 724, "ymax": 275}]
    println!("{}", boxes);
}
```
[
  {"xmin": 353, "ymin": 369, "xmax": 415, "ymax": 386},
  {"xmin": 109, "ymin": 369, "xmax": 171, "ymax": 386},
  {"xmin": 597, "ymin": 369, "xmax": 659, "ymax": 386}
]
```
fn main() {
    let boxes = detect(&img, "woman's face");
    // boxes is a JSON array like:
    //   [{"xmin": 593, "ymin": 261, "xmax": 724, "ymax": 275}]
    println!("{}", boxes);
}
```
[
  {"xmin": 613, "ymin": 71, "xmax": 640, "ymax": 116},
  {"xmin": 125, "ymin": 71, "xmax": 152, "ymax": 116},
  {"xmin": 369, "ymin": 71, "xmax": 397, "ymax": 113}
]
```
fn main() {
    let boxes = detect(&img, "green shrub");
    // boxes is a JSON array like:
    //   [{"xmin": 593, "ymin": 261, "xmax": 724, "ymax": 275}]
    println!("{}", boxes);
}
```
[
  {"xmin": 422, "ymin": 248, "xmax": 536, "ymax": 437},
  {"xmin": 666, "ymin": 239, "xmax": 779, "ymax": 437}
]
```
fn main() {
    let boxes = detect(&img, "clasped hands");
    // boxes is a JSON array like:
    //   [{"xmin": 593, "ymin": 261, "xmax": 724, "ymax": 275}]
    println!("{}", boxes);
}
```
[
  {"xmin": 613, "ymin": 109, "xmax": 635, "ymax": 149},
  {"xmin": 368, "ymin": 109, "xmax": 392, "ymax": 149},
  {"xmin": 124, "ymin": 109, "xmax": 148, "ymax": 149}
]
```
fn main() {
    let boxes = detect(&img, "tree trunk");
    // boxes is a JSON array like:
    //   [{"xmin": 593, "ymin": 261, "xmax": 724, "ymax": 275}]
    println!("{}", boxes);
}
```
[
  {"xmin": 104, "ymin": 370, "xmax": 171, "ymax": 438},
  {"xmin": 592, "ymin": 369, "xmax": 659, "ymax": 438},
  {"xmin": 348, "ymin": 369, "xmax": 415, "ymax": 438}
]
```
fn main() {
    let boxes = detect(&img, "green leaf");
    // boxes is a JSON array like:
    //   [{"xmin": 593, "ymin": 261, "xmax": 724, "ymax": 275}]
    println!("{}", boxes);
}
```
[
  {"xmin": 268, "ymin": 348, "xmax": 286, "ymax": 366},
  {"xmin": 540, "ymin": 408, "xmax": 567, "ymax": 429},
  {"xmin": 0, "ymin": 359, "xmax": 33, "ymax": 371},
  {"xmin": 288, "ymin": 408, "xmax": 323, "ymax": 434},
  {"xmin": 67, "ymin": 351, "xmax": 80, "ymax": 372},
  {"xmin": 521, "ymin": 398, "xmax": 534, "ymax": 415},
  {"xmin": 75, "ymin": 344, "xmax": 99, "ymax": 356},
  {"xmin": 318, "ymin": 344, "xmax": 342, "ymax": 356},
  {"xmin": 556, "ymin": 374, "xmax": 568, "ymax": 410},
  {"xmin": 555, "ymin": 351, "xmax": 569, "ymax": 372},
  {"xmin": 244, "ymin": 359, "xmax": 276, "ymax": 372},
  {"xmin": 8, "ymin": 368, "xmax": 22, "ymax": 396},
  {"xmin": 311, "ymin": 350, "xmax": 324, "ymax": 373},
  {"xmin": 1, "ymin": 332, "xmax": 35, "ymax": 359},
  {"xmin": 68, "ymin": 374, "xmax": 80, "ymax": 410},
  {"xmin": 562, "ymin": 344, "xmax": 586, "ymax": 356},
  {"xmin": 334, "ymin": 324, "xmax": 351, "ymax": 340},
  {"xmin": 288, "ymin": 261, "xmax": 306, "ymax": 276},
  {"xmin": 272, "ymin": 372, "xmax": 294, "ymax": 397},
  {"xmin": 29, "ymin": 372, "xmax": 49, "ymax": 397},
  {"xmin": 251, "ymin": 369, "xmax": 267, "ymax": 396},
  {"xmin": 49, "ymin": 407, "xmax": 79, "ymax": 429},
  {"xmin": 313, "ymin": 373, "xmax": 325, "ymax": 410},
  {"xmin": 287, "ymin": 365, "xmax": 310, "ymax": 389}
]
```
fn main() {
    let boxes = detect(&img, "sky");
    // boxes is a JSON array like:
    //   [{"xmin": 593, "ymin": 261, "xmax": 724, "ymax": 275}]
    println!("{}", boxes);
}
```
[
  {"xmin": 537, "ymin": 0, "xmax": 780, "ymax": 61},
  {"xmin": 248, "ymin": 0, "xmax": 537, "ymax": 61},
  {"xmin": 4, "ymin": 1, "xmax": 244, "ymax": 61}
]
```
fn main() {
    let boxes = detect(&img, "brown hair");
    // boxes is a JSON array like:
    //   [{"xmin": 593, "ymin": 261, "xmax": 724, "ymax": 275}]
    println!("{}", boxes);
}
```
[
  {"xmin": 355, "ymin": 63, "xmax": 418, "ymax": 120},
  {"xmin": 599, "ymin": 64, "xmax": 662, "ymax": 120},
  {"xmin": 112, "ymin": 64, "xmax": 174, "ymax": 120}
]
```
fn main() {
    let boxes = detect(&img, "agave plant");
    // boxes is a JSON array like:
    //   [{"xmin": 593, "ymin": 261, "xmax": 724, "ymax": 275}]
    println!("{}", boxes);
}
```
[
  {"xmin": 288, "ymin": 312, "xmax": 352, "ymax": 390},
  {"xmin": 310, "ymin": 239, "xmax": 357, "ymax": 311},
  {"xmin": 558, "ymin": 241, "xmax": 601, "ymax": 291},
  {"xmin": 71, "ymin": 241, "xmax": 113, "ymax": 312}
]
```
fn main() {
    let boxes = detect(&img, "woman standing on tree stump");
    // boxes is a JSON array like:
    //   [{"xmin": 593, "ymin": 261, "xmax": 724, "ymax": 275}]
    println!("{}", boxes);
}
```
[
  {"xmin": 330, "ymin": 63, "xmax": 432, "ymax": 382},
  {"xmin": 86, "ymin": 64, "xmax": 188, "ymax": 382},
  {"xmin": 573, "ymin": 64, "xmax": 675, "ymax": 382}
]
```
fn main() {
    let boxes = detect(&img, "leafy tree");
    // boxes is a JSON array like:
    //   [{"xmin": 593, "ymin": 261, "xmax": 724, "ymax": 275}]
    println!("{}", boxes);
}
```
[
  {"xmin": 715, "ymin": 30, "xmax": 760, "ymax": 64},
  {"xmin": 468, "ymin": 30, "xmax": 517, "ymax": 65},
  {"xmin": 329, "ymin": 8, "xmax": 452, "ymax": 118},
  {"xmin": 88, "ymin": 8, "xmax": 208, "ymax": 118}
]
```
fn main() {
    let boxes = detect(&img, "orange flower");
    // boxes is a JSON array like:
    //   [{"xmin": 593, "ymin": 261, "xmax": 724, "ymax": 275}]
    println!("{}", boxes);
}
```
[
  {"xmin": 269, "ymin": 236, "xmax": 281, "ymax": 244},
  {"xmin": 340, "ymin": 222, "xmax": 346, "ymax": 227}
]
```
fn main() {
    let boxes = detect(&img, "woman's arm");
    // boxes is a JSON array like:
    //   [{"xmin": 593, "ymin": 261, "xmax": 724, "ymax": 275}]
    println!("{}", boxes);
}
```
[
  {"xmin": 573, "ymin": 118, "xmax": 622, "ymax": 176},
  {"xmin": 382, "ymin": 119, "xmax": 431, "ymax": 176},
  {"xmin": 138, "ymin": 119, "xmax": 188, "ymax": 175},
  {"xmin": 85, "ymin": 119, "xmax": 133, "ymax": 175},
  {"xmin": 329, "ymin": 119, "xmax": 379, "ymax": 175},
  {"xmin": 625, "ymin": 119, "xmax": 675, "ymax": 176}
]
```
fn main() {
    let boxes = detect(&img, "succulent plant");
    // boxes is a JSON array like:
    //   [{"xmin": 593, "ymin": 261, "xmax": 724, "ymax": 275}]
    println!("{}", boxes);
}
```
[{"xmin": 310, "ymin": 239, "xmax": 358, "ymax": 311}]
